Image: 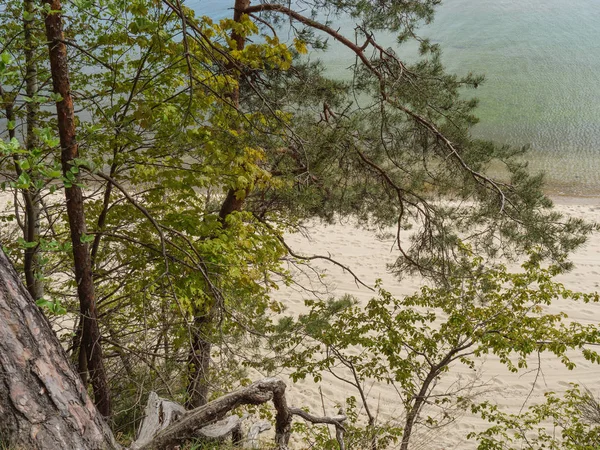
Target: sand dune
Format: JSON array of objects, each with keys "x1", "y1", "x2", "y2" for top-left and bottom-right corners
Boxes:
[{"x1": 273, "y1": 197, "x2": 600, "y2": 449}]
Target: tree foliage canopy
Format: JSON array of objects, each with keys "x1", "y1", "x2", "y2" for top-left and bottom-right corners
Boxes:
[{"x1": 0, "y1": 0, "x2": 599, "y2": 448}]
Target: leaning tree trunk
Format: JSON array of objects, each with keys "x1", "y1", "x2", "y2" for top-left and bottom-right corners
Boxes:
[
  {"x1": 0, "y1": 249, "x2": 119, "y2": 449},
  {"x1": 43, "y1": 0, "x2": 111, "y2": 416}
]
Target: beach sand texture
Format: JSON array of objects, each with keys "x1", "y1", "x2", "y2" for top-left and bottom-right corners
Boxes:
[{"x1": 270, "y1": 197, "x2": 600, "y2": 449}]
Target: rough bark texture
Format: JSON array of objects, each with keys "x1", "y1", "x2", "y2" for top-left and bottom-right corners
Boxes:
[
  {"x1": 43, "y1": 0, "x2": 111, "y2": 417},
  {"x1": 0, "y1": 248, "x2": 119, "y2": 450}
]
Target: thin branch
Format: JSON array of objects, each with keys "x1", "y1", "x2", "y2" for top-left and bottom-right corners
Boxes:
[{"x1": 57, "y1": 38, "x2": 115, "y2": 71}]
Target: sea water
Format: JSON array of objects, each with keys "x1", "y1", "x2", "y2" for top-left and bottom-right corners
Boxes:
[{"x1": 195, "y1": 0, "x2": 600, "y2": 195}]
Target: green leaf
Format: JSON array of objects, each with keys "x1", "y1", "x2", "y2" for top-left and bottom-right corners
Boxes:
[
  {"x1": 19, "y1": 159, "x2": 30, "y2": 171},
  {"x1": 49, "y1": 92, "x2": 63, "y2": 102},
  {"x1": 80, "y1": 234, "x2": 94, "y2": 244},
  {"x1": 36, "y1": 298, "x2": 67, "y2": 315},
  {"x1": 35, "y1": 299, "x2": 53, "y2": 308},
  {"x1": 23, "y1": 10, "x2": 35, "y2": 22},
  {"x1": 15, "y1": 172, "x2": 31, "y2": 189}
]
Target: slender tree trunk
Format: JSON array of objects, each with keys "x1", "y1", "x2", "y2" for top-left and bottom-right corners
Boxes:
[
  {"x1": 0, "y1": 85, "x2": 42, "y2": 301},
  {"x1": 185, "y1": 0, "x2": 251, "y2": 410},
  {"x1": 0, "y1": 248, "x2": 119, "y2": 450},
  {"x1": 185, "y1": 315, "x2": 213, "y2": 409},
  {"x1": 73, "y1": 318, "x2": 89, "y2": 386},
  {"x1": 22, "y1": 191, "x2": 42, "y2": 300},
  {"x1": 23, "y1": 0, "x2": 44, "y2": 301},
  {"x1": 400, "y1": 370, "x2": 439, "y2": 450},
  {"x1": 218, "y1": 0, "x2": 250, "y2": 222},
  {"x1": 42, "y1": 0, "x2": 111, "y2": 417}
]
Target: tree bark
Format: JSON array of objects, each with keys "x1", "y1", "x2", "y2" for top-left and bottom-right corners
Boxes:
[
  {"x1": 0, "y1": 82, "x2": 42, "y2": 302},
  {"x1": 23, "y1": 0, "x2": 44, "y2": 302},
  {"x1": 0, "y1": 248, "x2": 119, "y2": 450},
  {"x1": 185, "y1": 315, "x2": 213, "y2": 409},
  {"x1": 43, "y1": 0, "x2": 111, "y2": 417},
  {"x1": 217, "y1": 0, "x2": 251, "y2": 222}
]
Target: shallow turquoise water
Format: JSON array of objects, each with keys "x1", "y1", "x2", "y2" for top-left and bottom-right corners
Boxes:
[{"x1": 196, "y1": 1, "x2": 600, "y2": 195}]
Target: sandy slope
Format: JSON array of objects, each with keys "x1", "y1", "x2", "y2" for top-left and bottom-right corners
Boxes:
[
  {"x1": 271, "y1": 197, "x2": 600, "y2": 449},
  {"x1": 2, "y1": 191, "x2": 600, "y2": 448}
]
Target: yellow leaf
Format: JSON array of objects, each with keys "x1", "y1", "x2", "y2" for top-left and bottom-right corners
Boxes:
[{"x1": 294, "y1": 38, "x2": 308, "y2": 55}]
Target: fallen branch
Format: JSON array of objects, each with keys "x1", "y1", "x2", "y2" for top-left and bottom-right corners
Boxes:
[
  {"x1": 131, "y1": 378, "x2": 346, "y2": 450},
  {"x1": 289, "y1": 407, "x2": 347, "y2": 450}
]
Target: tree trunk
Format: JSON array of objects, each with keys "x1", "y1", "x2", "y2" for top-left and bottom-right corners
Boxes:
[
  {"x1": 185, "y1": 315, "x2": 213, "y2": 409},
  {"x1": 185, "y1": 0, "x2": 251, "y2": 410},
  {"x1": 23, "y1": 0, "x2": 44, "y2": 301},
  {"x1": 400, "y1": 369, "x2": 440, "y2": 450},
  {"x1": 0, "y1": 248, "x2": 119, "y2": 450},
  {"x1": 217, "y1": 0, "x2": 251, "y2": 222},
  {"x1": 0, "y1": 84, "x2": 42, "y2": 302},
  {"x1": 43, "y1": 0, "x2": 111, "y2": 417}
]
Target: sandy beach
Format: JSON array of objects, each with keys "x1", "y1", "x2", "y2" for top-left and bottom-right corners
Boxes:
[{"x1": 270, "y1": 196, "x2": 600, "y2": 449}]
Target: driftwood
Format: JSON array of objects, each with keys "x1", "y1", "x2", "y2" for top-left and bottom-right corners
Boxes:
[
  {"x1": 198, "y1": 414, "x2": 242, "y2": 439},
  {"x1": 0, "y1": 247, "x2": 346, "y2": 450},
  {"x1": 131, "y1": 380, "x2": 347, "y2": 450},
  {"x1": 130, "y1": 392, "x2": 185, "y2": 449},
  {"x1": 245, "y1": 420, "x2": 272, "y2": 449},
  {"x1": 134, "y1": 378, "x2": 291, "y2": 449},
  {"x1": 130, "y1": 395, "x2": 282, "y2": 449},
  {"x1": 131, "y1": 391, "x2": 244, "y2": 449}
]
